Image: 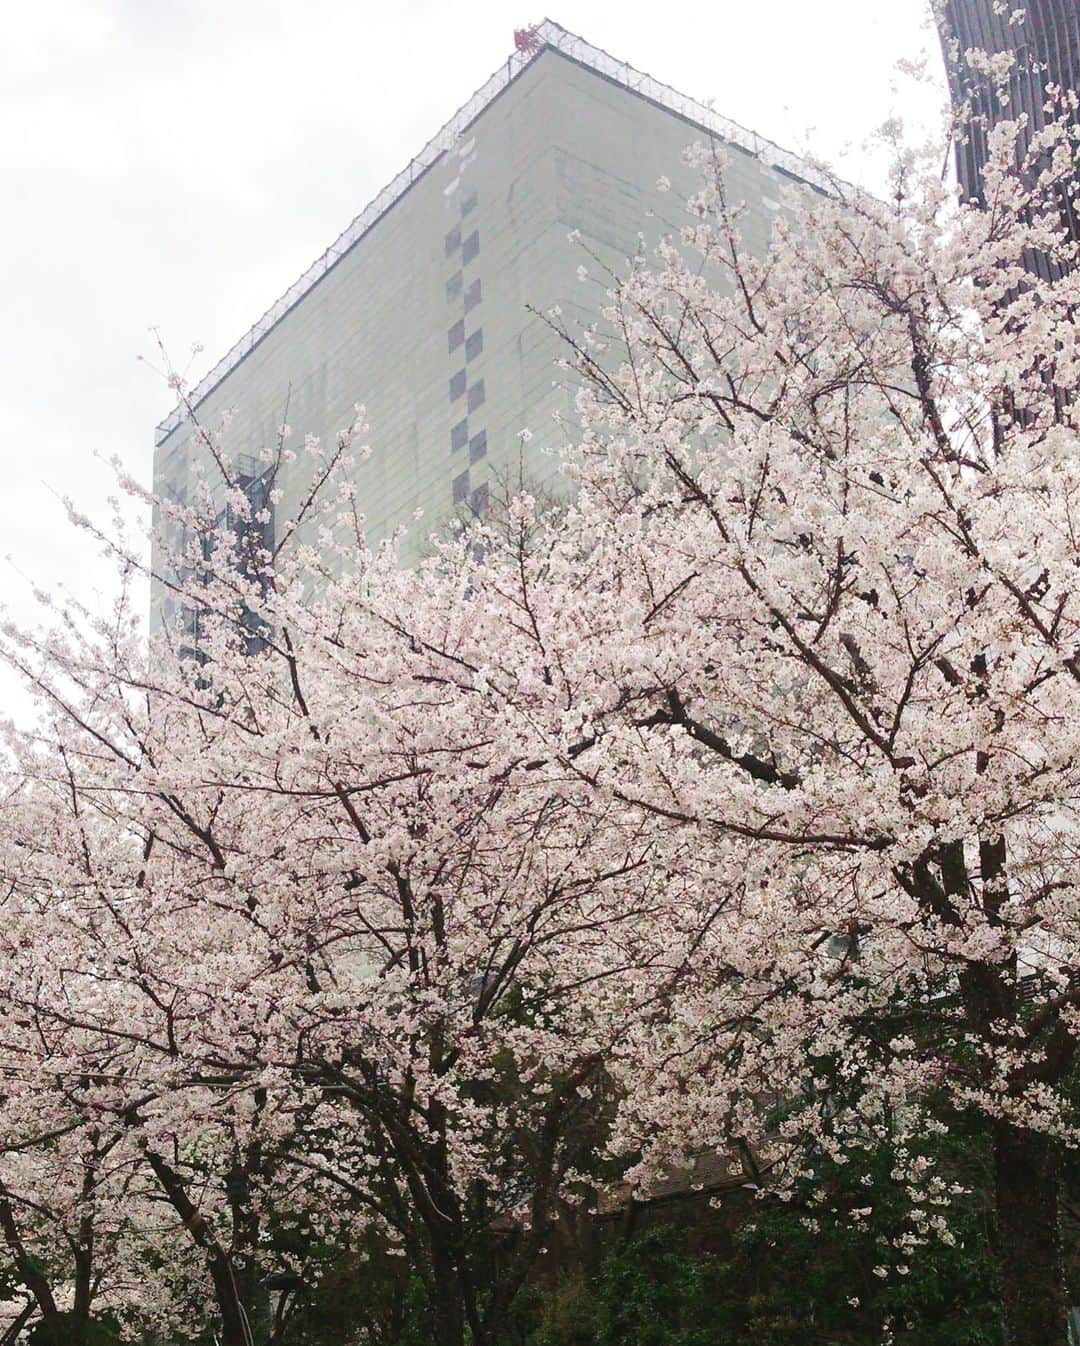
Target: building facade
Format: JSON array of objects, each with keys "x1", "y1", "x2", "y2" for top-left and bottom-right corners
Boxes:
[
  {"x1": 937, "y1": 0, "x2": 1080, "y2": 278},
  {"x1": 152, "y1": 22, "x2": 822, "y2": 628}
]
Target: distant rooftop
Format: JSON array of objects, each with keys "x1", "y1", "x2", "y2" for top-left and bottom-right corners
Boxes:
[{"x1": 156, "y1": 18, "x2": 828, "y2": 446}]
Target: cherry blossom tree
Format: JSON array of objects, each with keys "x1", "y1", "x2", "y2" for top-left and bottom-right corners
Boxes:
[
  {"x1": 464, "y1": 105, "x2": 1079, "y2": 1344},
  {"x1": 0, "y1": 434, "x2": 659, "y2": 1344},
  {"x1": 1, "y1": 48, "x2": 1077, "y2": 1346}
]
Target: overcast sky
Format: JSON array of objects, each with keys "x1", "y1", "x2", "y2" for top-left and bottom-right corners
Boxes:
[{"x1": 0, "y1": 0, "x2": 946, "y2": 719}]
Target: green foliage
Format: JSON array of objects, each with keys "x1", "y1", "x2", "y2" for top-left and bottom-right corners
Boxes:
[
  {"x1": 27, "y1": 1311, "x2": 124, "y2": 1345},
  {"x1": 525, "y1": 1119, "x2": 1004, "y2": 1346},
  {"x1": 223, "y1": 1116, "x2": 1008, "y2": 1346},
  {"x1": 593, "y1": 1227, "x2": 721, "y2": 1346},
  {"x1": 271, "y1": 1244, "x2": 429, "y2": 1346},
  {"x1": 528, "y1": 1276, "x2": 598, "y2": 1346},
  {"x1": 714, "y1": 1182, "x2": 1002, "y2": 1346}
]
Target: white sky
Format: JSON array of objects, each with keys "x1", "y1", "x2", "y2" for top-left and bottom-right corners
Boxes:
[{"x1": 0, "y1": 0, "x2": 947, "y2": 720}]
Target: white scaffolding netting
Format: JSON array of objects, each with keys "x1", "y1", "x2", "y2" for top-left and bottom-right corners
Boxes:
[{"x1": 155, "y1": 18, "x2": 828, "y2": 445}]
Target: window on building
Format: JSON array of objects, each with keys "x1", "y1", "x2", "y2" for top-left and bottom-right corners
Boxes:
[
  {"x1": 467, "y1": 379, "x2": 485, "y2": 413},
  {"x1": 446, "y1": 271, "x2": 463, "y2": 302},
  {"x1": 444, "y1": 225, "x2": 461, "y2": 255},
  {"x1": 465, "y1": 328, "x2": 483, "y2": 361},
  {"x1": 462, "y1": 230, "x2": 479, "y2": 264},
  {"x1": 449, "y1": 368, "x2": 467, "y2": 401},
  {"x1": 469, "y1": 429, "x2": 487, "y2": 463},
  {"x1": 451, "y1": 418, "x2": 468, "y2": 452},
  {"x1": 464, "y1": 278, "x2": 482, "y2": 312},
  {"x1": 471, "y1": 482, "x2": 489, "y2": 516},
  {"x1": 461, "y1": 189, "x2": 478, "y2": 217},
  {"x1": 447, "y1": 318, "x2": 464, "y2": 353},
  {"x1": 453, "y1": 469, "x2": 470, "y2": 504}
]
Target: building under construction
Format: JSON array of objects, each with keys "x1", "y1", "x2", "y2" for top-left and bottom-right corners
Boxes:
[{"x1": 152, "y1": 21, "x2": 824, "y2": 628}]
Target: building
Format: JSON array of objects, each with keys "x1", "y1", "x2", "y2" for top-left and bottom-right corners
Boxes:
[
  {"x1": 937, "y1": 0, "x2": 1080, "y2": 280},
  {"x1": 152, "y1": 20, "x2": 824, "y2": 629}
]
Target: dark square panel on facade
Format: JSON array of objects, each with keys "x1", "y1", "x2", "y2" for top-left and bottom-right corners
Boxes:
[
  {"x1": 449, "y1": 369, "x2": 467, "y2": 401},
  {"x1": 467, "y1": 379, "x2": 485, "y2": 413},
  {"x1": 462, "y1": 230, "x2": 479, "y2": 264},
  {"x1": 469, "y1": 429, "x2": 487, "y2": 463},
  {"x1": 461, "y1": 189, "x2": 478, "y2": 217},
  {"x1": 451, "y1": 418, "x2": 468, "y2": 453},
  {"x1": 453, "y1": 470, "x2": 470, "y2": 505},
  {"x1": 444, "y1": 225, "x2": 461, "y2": 256},
  {"x1": 464, "y1": 278, "x2": 482, "y2": 312},
  {"x1": 471, "y1": 482, "x2": 489, "y2": 516},
  {"x1": 447, "y1": 318, "x2": 464, "y2": 354},
  {"x1": 446, "y1": 271, "x2": 463, "y2": 302},
  {"x1": 465, "y1": 328, "x2": 483, "y2": 362}
]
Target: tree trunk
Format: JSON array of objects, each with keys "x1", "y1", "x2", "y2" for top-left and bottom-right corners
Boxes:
[
  {"x1": 207, "y1": 1253, "x2": 253, "y2": 1346},
  {"x1": 144, "y1": 1148, "x2": 252, "y2": 1346},
  {"x1": 428, "y1": 1241, "x2": 466, "y2": 1346},
  {"x1": 991, "y1": 1117, "x2": 1068, "y2": 1345},
  {"x1": 0, "y1": 1193, "x2": 60, "y2": 1336},
  {"x1": 430, "y1": 1290, "x2": 465, "y2": 1346}
]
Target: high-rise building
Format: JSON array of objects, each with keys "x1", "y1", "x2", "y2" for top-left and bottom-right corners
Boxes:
[
  {"x1": 937, "y1": 1, "x2": 1080, "y2": 279},
  {"x1": 152, "y1": 21, "x2": 823, "y2": 628}
]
